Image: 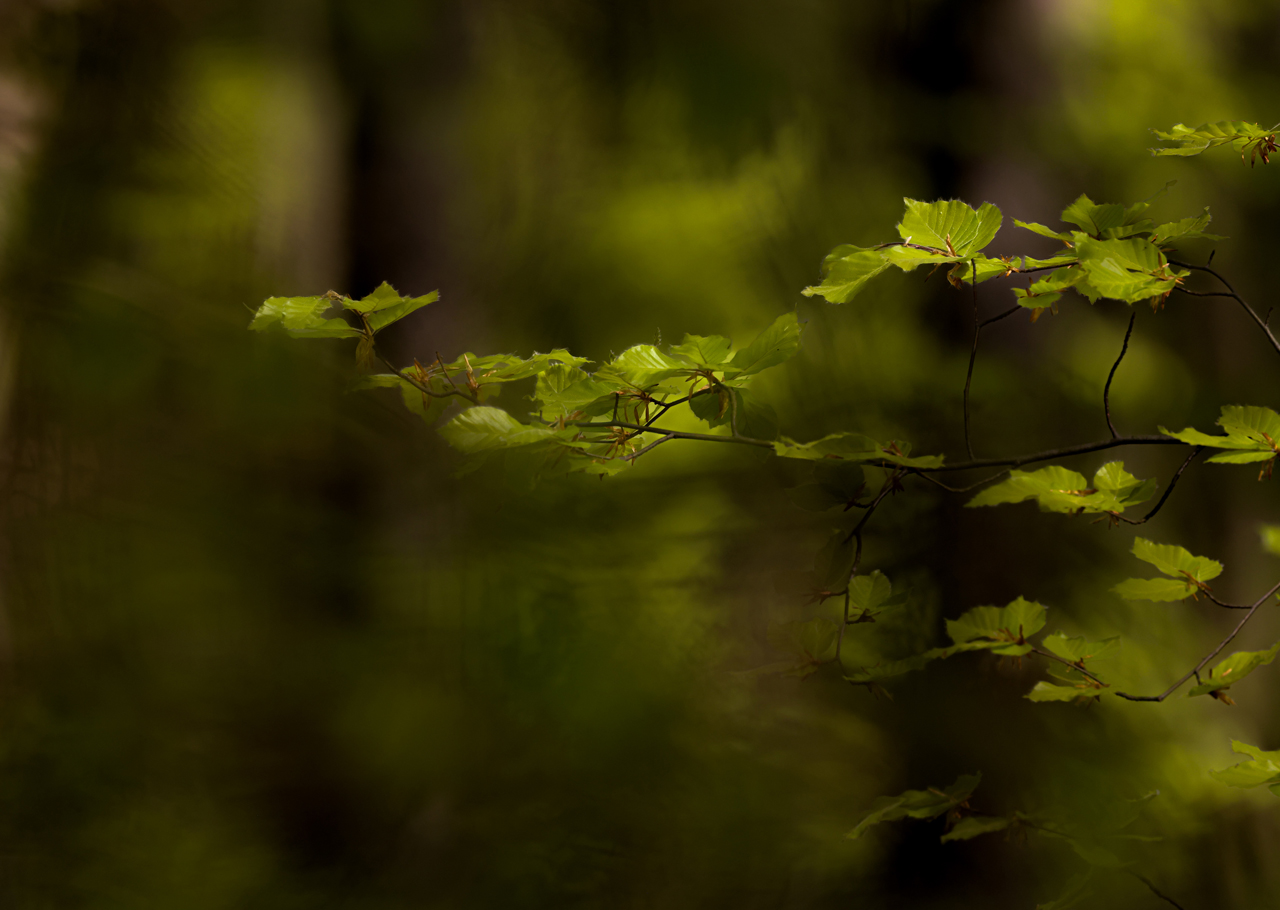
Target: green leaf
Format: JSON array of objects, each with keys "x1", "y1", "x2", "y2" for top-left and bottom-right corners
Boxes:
[
  {"x1": 946, "y1": 597, "x2": 1047, "y2": 656},
  {"x1": 1061, "y1": 194, "x2": 1128, "y2": 237},
  {"x1": 1162, "y1": 406, "x2": 1280, "y2": 470},
  {"x1": 1130, "y1": 537, "x2": 1223, "y2": 583},
  {"x1": 785, "y1": 462, "x2": 866, "y2": 512},
  {"x1": 802, "y1": 244, "x2": 891, "y2": 303},
  {"x1": 1072, "y1": 236, "x2": 1180, "y2": 304},
  {"x1": 725, "y1": 313, "x2": 802, "y2": 376},
  {"x1": 1013, "y1": 267, "x2": 1081, "y2": 310},
  {"x1": 845, "y1": 773, "x2": 981, "y2": 839},
  {"x1": 1041, "y1": 633, "x2": 1120, "y2": 664},
  {"x1": 1151, "y1": 209, "x2": 1223, "y2": 246},
  {"x1": 598, "y1": 344, "x2": 691, "y2": 390},
  {"x1": 438, "y1": 407, "x2": 555, "y2": 453},
  {"x1": 849, "y1": 570, "x2": 894, "y2": 620},
  {"x1": 1015, "y1": 219, "x2": 1072, "y2": 242},
  {"x1": 966, "y1": 463, "x2": 1153, "y2": 515},
  {"x1": 946, "y1": 255, "x2": 1020, "y2": 285},
  {"x1": 1026, "y1": 681, "x2": 1103, "y2": 702},
  {"x1": 767, "y1": 618, "x2": 838, "y2": 678},
  {"x1": 250, "y1": 295, "x2": 365, "y2": 339},
  {"x1": 670, "y1": 334, "x2": 733, "y2": 368},
  {"x1": 342, "y1": 282, "x2": 440, "y2": 332},
  {"x1": 1151, "y1": 120, "x2": 1277, "y2": 159},
  {"x1": 1188, "y1": 641, "x2": 1280, "y2": 698},
  {"x1": 1036, "y1": 871, "x2": 1094, "y2": 910},
  {"x1": 896, "y1": 199, "x2": 1002, "y2": 256},
  {"x1": 773, "y1": 433, "x2": 944, "y2": 468},
  {"x1": 689, "y1": 387, "x2": 778, "y2": 439},
  {"x1": 1209, "y1": 740, "x2": 1280, "y2": 791},
  {"x1": 940, "y1": 815, "x2": 1011, "y2": 843},
  {"x1": 814, "y1": 529, "x2": 857, "y2": 592},
  {"x1": 534, "y1": 364, "x2": 627, "y2": 418}
]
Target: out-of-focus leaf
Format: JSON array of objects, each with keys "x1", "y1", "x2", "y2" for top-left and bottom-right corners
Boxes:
[
  {"x1": 940, "y1": 815, "x2": 1011, "y2": 843},
  {"x1": 1041, "y1": 633, "x2": 1120, "y2": 664},
  {"x1": 802, "y1": 244, "x2": 890, "y2": 303},
  {"x1": 845, "y1": 773, "x2": 981, "y2": 839},
  {"x1": 1209, "y1": 741, "x2": 1280, "y2": 794},
  {"x1": 946, "y1": 597, "x2": 1046, "y2": 656},
  {"x1": 849, "y1": 570, "x2": 895, "y2": 620},
  {"x1": 814, "y1": 529, "x2": 856, "y2": 592},
  {"x1": 689, "y1": 387, "x2": 778, "y2": 439},
  {"x1": 1262, "y1": 524, "x2": 1280, "y2": 556},
  {"x1": 1026, "y1": 681, "x2": 1103, "y2": 702},
  {"x1": 1112, "y1": 577, "x2": 1197, "y2": 602},
  {"x1": 767, "y1": 618, "x2": 838, "y2": 678},
  {"x1": 1036, "y1": 871, "x2": 1094, "y2": 910},
  {"x1": 1187, "y1": 641, "x2": 1280, "y2": 698},
  {"x1": 896, "y1": 199, "x2": 1001, "y2": 256}
]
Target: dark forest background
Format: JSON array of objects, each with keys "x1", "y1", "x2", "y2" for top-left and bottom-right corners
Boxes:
[{"x1": 2, "y1": 1, "x2": 1280, "y2": 907}]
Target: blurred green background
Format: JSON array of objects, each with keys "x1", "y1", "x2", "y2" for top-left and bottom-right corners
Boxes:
[{"x1": 2, "y1": 0, "x2": 1280, "y2": 906}]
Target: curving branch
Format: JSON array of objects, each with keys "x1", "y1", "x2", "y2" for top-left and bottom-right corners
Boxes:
[
  {"x1": 1114, "y1": 578, "x2": 1280, "y2": 702},
  {"x1": 1104, "y1": 313, "x2": 1135, "y2": 438},
  {"x1": 1171, "y1": 260, "x2": 1280, "y2": 357}
]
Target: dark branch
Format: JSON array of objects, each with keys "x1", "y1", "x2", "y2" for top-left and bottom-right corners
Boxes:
[
  {"x1": 1115, "y1": 578, "x2": 1280, "y2": 702},
  {"x1": 1104, "y1": 313, "x2": 1135, "y2": 438},
  {"x1": 1171, "y1": 260, "x2": 1280, "y2": 357},
  {"x1": 1112, "y1": 446, "x2": 1203, "y2": 526},
  {"x1": 1128, "y1": 872, "x2": 1188, "y2": 910}
]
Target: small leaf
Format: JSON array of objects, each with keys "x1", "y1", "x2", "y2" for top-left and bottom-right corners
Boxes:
[
  {"x1": 1151, "y1": 120, "x2": 1277, "y2": 160},
  {"x1": 941, "y1": 816, "x2": 1011, "y2": 843},
  {"x1": 802, "y1": 245, "x2": 891, "y2": 304},
  {"x1": 846, "y1": 773, "x2": 982, "y2": 839},
  {"x1": 343, "y1": 282, "x2": 440, "y2": 332},
  {"x1": 1261, "y1": 524, "x2": 1280, "y2": 557},
  {"x1": 1112, "y1": 577, "x2": 1198, "y2": 602},
  {"x1": 670, "y1": 334, "x2": 733, "y2": 368},
  {"x1": 1041, "y1": 632, "x2": 1120, "y2": 664},
  {"x1": 1188, "y1": 641, "x2": 1280, "y2": 698},
  {"x1": 725, "y1": 312, "x2": 803, "y2": 376},
  {"x1": 1209, "y1": 740, "x2": 1280, "y2": 791},
  {"x1": 1130, "y1": 537, "x2": 1222, "y2": 583},
  {"x1": 1026, "y1": 681, "x2": 1102, "y2": 703},
  {"x1": 849, "y1": 570, "x2": 894, "y2": 619},
  {"x1": 250, "y1": 296, "x2": 364, "y2": 339},
  {"x1": 947, "y1": 597, "x2": 1047, "y2": 655}
]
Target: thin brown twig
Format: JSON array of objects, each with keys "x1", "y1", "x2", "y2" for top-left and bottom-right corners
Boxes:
[
  {"x1": 1111, "y1": 446, "x2": 1202, "y2": 526},
  {"x1": 1170, "y1": 260, "x2": 1280, "y2": 357},
  {"x1": 1114, "y1": 578, "x2": 1280, "y2": 702},
  {"x1": 1104, "y1": 313, "x2": 1135, "y2": 438}
]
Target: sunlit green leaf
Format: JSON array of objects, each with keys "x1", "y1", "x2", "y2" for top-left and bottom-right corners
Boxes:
[
  {"x1": 1112, "y1": 577, "x2": 1197, "y2": 602},
  {"x1": 250, "y1": 295, "x2": 365, "y2": 339},
  {"x1": 773, "y1": 433, "x2": 944, "y2": 468},
  {"x1": 897, "y1": 199, "x2": 1001, "y2": 256},
  {"x1": 1151, "y1": 120, "x2": 1277, "y2": 159},
  {"x1": 438, "y1": 407, "x2": 555, "y2": 453},
  {"x1": 1026, "y1": 681, "x2": 1103, "y2": 703},
  {"x1": 670, "y1": 333, "x2": 733, "y2": 368},
  {"x1": 1188, "y1": 641, "x2": 1280, "y2": 698},
  {"x1": 946, "y1": 597, "x2": 1046, "y2": 656},
  {"x1": 1151, "y1": 209, "x2": 1222, "y2": 246},
  {"x1": 801, "y1": 244, "x2": 891, "y2": 303},
  {"x1": 1131, "y1": 537, "x2": 1223, "y2": 582},
  {"x1": 342, "y1": 282, "x2": 440, "y2": 332},
  {"x1": 725, "y1": 313, "x2": 802, "y2": 376},
  {"x1": 966, "y1": 463, "x2": 1153, "y2": 515},
  {"x1": 1041, "y1": 633, "x2": 1120, "y2": 664},
  {"x1": 1162, "y1": 405, "x2": 1280, "y2": 468},
  {"x1": 1262, "y1": 524, "x2": 1280, "y2": 556}
]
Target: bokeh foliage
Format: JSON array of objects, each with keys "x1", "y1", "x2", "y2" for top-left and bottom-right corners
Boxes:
[{"x1": 3, "y1": 1, "x2": 1280, "y2": 907}]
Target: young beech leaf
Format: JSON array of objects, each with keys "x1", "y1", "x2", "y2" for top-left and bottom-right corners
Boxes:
[
  {"x1": 946, "y1": 597, "x2": 1047, "y2": 656},
  {"x1": 1113, "y1": 537, "x2": 1222, "y2": 602},
  {"x1": 1013, "y1": 267, "x2": 1081, "y2": 310},
  {"x1": 1187, "y1": 641, "x2": 1280, "y2": 699},
  {"x1": 773, "y1": 433, "x2": 944, "y2": 468},
  {"x1": 1025, "y1": 681, "x2": 1104, "y2": 703},
  {"x1": 1041, "y1": 632, "x2": 1120, "y2": 664},
  {"x1": 1061, "y1": 194, "x2": 1128, "y2": 237},
  {"x1": 842, "y1": 642, "x2": 992, "y2": 684},
  {"x1": 1014, "y1": 219, "x2": 1072, "y2": 242},
  {"x1": 1162, "y1": 405, "x2": 1280, "y2": 472},
  {"x1": 250, "y1": 296, "x2": 365, "y2": 339},
  {"x1": 966, "y1": 462, "x2": 1154, "y2": 515},
  {"x1": 669, "y1": 333, "x2": 732, "y2": 368},
  {"x1": 845, "y1": 773, "x2": 981, "y2": 839},
  {"x1": 724, "y1": 312, "x2": 802, "y2": 376},
  {"x1": 945, "y1": 255, "x2": 1020, "y2": 286},
  {"x1": 1151, "y1": 120, "x2": 1278, "y2": 160},
  {"x1": 1209, "y1": 741, "x2": 1280, "y2": 795},
  {"x1": 438, "y1": 407, "x2": 555, "y2": 453},
  {"x1": 939, "y1": 815, "x2": 1011, "y2": 843},
  {"x1": 1151, "y1": 209, "x2": 1222, "y2": 246},
  {"x1": 342, "y1": 281, "x2": 439, "y2": 332},
  {"x1": 689, "y1": 388, "x2": 778, "y2": 440},
  {"x1": 896, "y1": 199, "x2": 1002, "y2": 257},
  {"x1": 801, "y1": 244, "x2": 891, "y2": 304},
  {"x1": 848, "y1": 570, "x2": 895, "y2": 619},
  {"x1": 1037, "y1": 870, "x2": 1094, "y2": 910},
  {"x1": 1262, "y1": 524, "x2": 1280, "y2": 557}
]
